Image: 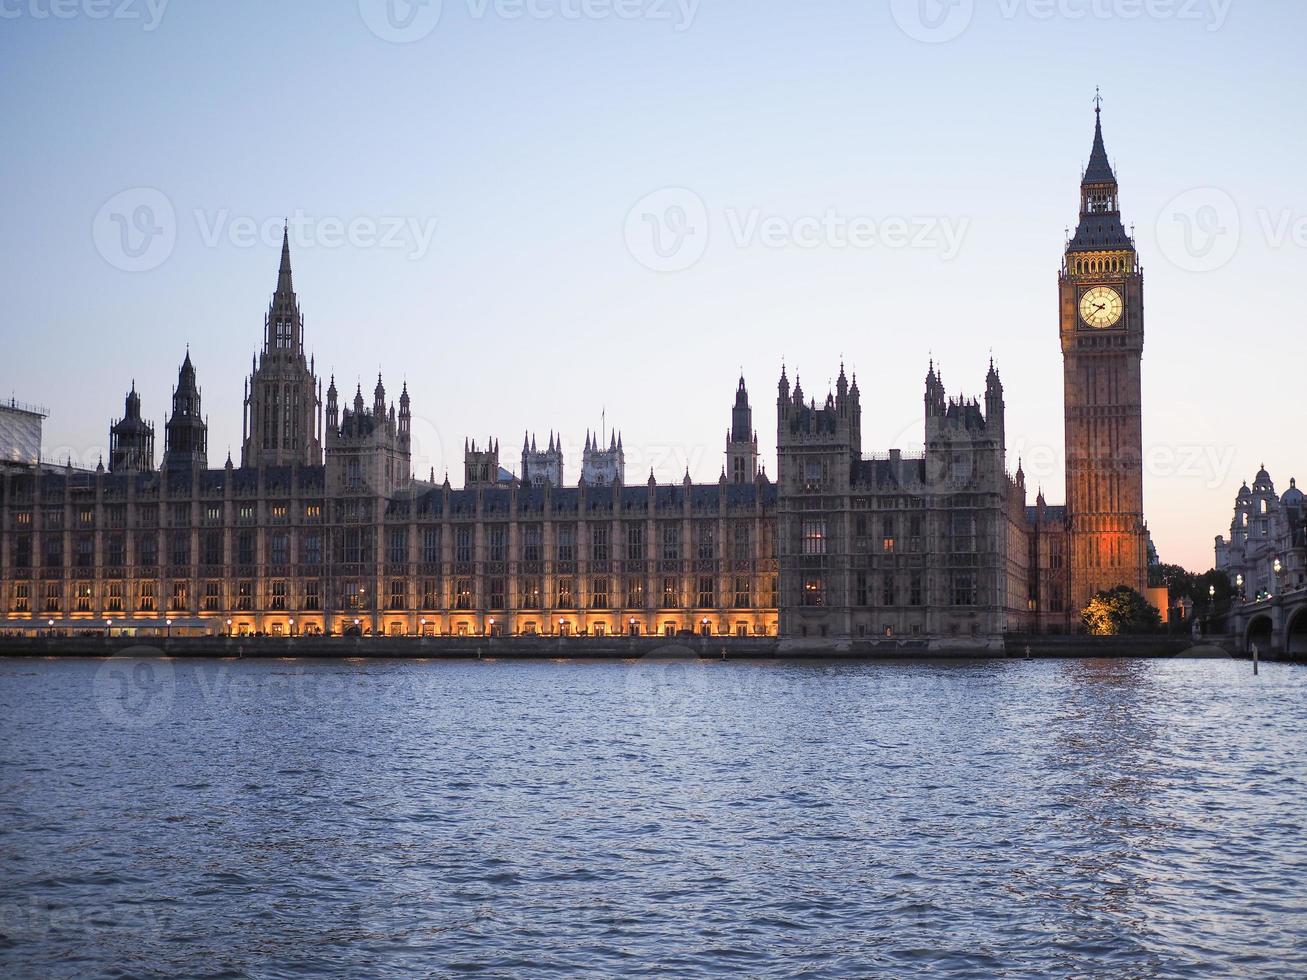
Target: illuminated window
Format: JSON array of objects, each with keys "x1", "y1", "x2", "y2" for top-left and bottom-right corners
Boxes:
[
  {"x1": 455, "y1": 579, "x2": 474, "y2": 610},
  {"x1": 521, "y1": 579, "x2": 541, "y2": 609},
  {"x1": 802, "y1": 520, "x2": 826, "y2": 556},
  {"x1": 802, "y1": 577, "x2": 825, "y2": 607},
  {"x1": 662, "y1": 577, "x2": 679, "y2": 608},
  {"x1": 734, "y1": 577, "x2": 750, "y2": 608},
  {"x1": 698, "y1": 576, "x2": 715, "y2": 608}
]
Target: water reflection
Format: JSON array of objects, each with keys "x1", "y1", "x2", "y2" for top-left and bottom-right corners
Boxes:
[{"x1": 0, "y1": 657, "x2": 1304, "y2": 977}]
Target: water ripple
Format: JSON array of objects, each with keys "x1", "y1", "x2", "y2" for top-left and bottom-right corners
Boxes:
[{"x1": 1, "y1": 657, "x2": 1306, "y2": 977}]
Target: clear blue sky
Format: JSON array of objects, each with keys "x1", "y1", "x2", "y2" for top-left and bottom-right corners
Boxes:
[{"x1": 2, "y1": 0, "x2": 1303, "y2": 571}]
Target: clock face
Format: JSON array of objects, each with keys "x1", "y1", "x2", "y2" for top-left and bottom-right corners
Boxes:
[{"x1": 1080, "y1": 286, "x2": 1123, "y2": 329}]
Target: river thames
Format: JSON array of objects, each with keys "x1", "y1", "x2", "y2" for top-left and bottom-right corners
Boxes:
[{"x1": 2, "y1": 654, "x2": 1305, "y2": 978}]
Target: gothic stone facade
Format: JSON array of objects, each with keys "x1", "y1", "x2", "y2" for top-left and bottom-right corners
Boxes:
[{"x1": 0, "y1": 107, "x2": 1152, "y2": 639}]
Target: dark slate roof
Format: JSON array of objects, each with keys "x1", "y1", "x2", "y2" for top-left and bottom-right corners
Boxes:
[
  {"x1": 1067, "y1": 211, "x2": 1132, "y2": 253},
  {"x1": 1083, "y1": 111, "x2": 1116, "y2": 184},
  {"x1": 1025, "y1": 504, "x2": 1068, "y2": 525}
]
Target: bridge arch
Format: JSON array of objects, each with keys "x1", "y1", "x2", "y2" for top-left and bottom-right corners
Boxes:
[
  {"x1": 1246, "y1": 615, "x2": 1274, "y2": 655},
  {"x1": 1287, "y1": 608, "x2": 1307, "y2": 658}
]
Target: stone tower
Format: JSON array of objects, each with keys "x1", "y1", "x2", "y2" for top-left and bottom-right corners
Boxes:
[
  {"x1": 774, "y1": 364, "x2": 861, "y2": 635},
  {"x1": 162, "y1": 351, "x2": 208, "y2": 472},
  {"x1": 581, "y1": 429, "x2": 624, "y2": 486},
  {"x1": 109, "y1": 382, "x2": 155, "y2": 474},
  {"x1": 324, "y1": 375, "x2": 411, "y2": 496},
  {"x1": 521, "y1": 432, "x2": 564, "y2": 487},
  {"x1": 1060, "y1": 99, "x2": 1148, "y2": 613},
  {"x1": 242, "y1": 224, "x2": 323, "y2": 469},
  {"x1": 726, "y1": 375, "x2": 759, "y2": 484},
  {"x1": 464, "y1": 437, "x2": 502, "y2": 488}
]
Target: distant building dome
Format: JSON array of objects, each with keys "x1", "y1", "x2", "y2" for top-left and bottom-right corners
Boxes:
[
  {"x1": 1283, "y1": 477, "x2": 1303, "y2": 509},
  {"x1": 1253, "y1": 465, "x2": 1273, "y2": 491}
]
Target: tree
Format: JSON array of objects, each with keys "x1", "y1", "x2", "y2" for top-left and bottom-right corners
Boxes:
[
  {"x1": 1147, "y1": 563, "x2": 1234, "y2": 620},
  {"x1": 1082, "y1": 586, "x2": 1163, "y2": 636},
  {"x1": 1150, "y1": 562, "x2": 1194, "y2": 597}
]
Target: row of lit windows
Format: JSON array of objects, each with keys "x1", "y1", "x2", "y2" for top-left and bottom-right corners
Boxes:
[{"x1": 7, "y1": 576, "x2": 777, "y2": 615}]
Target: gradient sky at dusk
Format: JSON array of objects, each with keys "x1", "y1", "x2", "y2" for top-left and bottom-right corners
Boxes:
[{"x1": 2, "y1": 0, "x2": 1303, "y2": 571}]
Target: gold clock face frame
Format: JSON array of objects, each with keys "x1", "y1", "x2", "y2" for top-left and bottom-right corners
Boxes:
[{"x1": 1079, "y1": 285, "x2": 1123, "y2": 329}]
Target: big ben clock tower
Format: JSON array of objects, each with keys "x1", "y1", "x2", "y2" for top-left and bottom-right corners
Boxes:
[{"x1": 1060, "y1": 98, "x2": 1148, "y2": 615}]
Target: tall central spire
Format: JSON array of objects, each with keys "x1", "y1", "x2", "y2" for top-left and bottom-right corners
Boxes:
[
  {"x1": 276, "y1": 220, "x2": 294, "y2": 298},
  {"x1": 1067, "y1": 95, "x2": 1131, "y2": 252},
  {"x1": 1083, "y1": 96, "x2": 1116, "y2": 186}
]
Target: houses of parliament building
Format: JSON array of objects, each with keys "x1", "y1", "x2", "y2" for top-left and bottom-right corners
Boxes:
[{"x1": 0, "y1": 107, "x2": 1150, "y2": 642}]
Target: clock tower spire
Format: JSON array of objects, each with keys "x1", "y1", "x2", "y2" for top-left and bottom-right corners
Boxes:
[{"x1": 1060, "y1": 97, "x2": 1148, "y2": 617}]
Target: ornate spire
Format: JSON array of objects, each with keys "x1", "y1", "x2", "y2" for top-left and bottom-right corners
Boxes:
[
  {"x1": 1083, "y1": 93, "x2": 1116, "y2": 186},
  {"x1": 276, "y1": 220, "x2": 294, "y2": 297}
]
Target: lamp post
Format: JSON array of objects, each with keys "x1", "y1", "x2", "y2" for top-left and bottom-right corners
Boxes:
[
  {"x1": 226, "y1": 618, "x2": 233, "y2": 637},
  {"x1": 166, "y1": 618, "x2": 173, "y2": 640},
  {"x1": 288, "y1": 617, "x2": 295, "y2": 638},
  {"x1": 420, "y1": 617, "x2": 426, "y2": 638},
  {"x1": 106, "y1": 619, "x2": 113, "y2": 638},
  {"x1": 488, "y1": 617, "x2": 496, "y2": 638}
]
